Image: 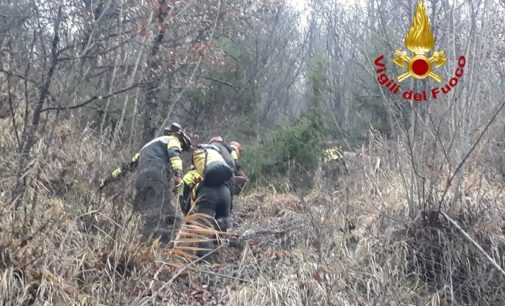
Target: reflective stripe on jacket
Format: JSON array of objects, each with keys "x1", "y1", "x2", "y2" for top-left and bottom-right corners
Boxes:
[{"x1": 110, "y1": 135, "x2": 183, "y2": 178}]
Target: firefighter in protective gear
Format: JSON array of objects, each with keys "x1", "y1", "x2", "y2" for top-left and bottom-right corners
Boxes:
[
  {"x1": 209, "y1": 136, "x2": 241, "y2": 210},
  {"x1": 229, "y1": 141, "x2": 248, "y2": 195},
  {"x1": 229, "y1": 141, "x2": 242, "y2": 175},
  {"x1": 100, "y1": 122, "x2": 192, "y2": 243},
  {"x1": 322, "y1": 146, "x2": 348, "y2": 182},
  {"x1": 323, "y1": 146, "x2": 344, "y2": 163},
  {"x1": 179, "y1": 144, "x2": 233, "y2": 257},
  {"x1": 190, "y1": 144, "x2": 233, "y2": 187},
  {"x1": 179, "y1": 145, "x2": 233, "y2": 220}
]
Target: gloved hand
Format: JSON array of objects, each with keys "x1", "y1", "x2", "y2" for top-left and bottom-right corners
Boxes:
[
  {"x1": 99, "y1": 176, "x2": 112, "y2": 191},
  {"x1": 172, "y1": 175, "x2": 183, "y2": 193},
  {"x1": 99, "y1": 179, "x2": 105, "y2": 190}
]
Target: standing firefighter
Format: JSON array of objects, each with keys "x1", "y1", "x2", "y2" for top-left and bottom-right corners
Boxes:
[{"x1": 100, "y1": 123, "x2": 192, "y2": 243}]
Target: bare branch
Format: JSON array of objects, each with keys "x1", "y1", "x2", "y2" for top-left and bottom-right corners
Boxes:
[{"x1": 40, "y1": 83, "x2": 142, "y2": 113}]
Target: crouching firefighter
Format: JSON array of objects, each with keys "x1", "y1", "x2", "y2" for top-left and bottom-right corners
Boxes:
[
  {"x1": 179, "y1": 144, "x2": 233, "y2": 256},
  {"x1": 100, "y1": 123, "x2": 192, "y2": 243},
  {"x1": 209, "y1": 136, "x2": 237, "y2": 209}
]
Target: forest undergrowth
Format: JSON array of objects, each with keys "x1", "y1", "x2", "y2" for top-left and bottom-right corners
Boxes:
[{"x1": 1, "y1": 119, "x2": 505, "y2": 306}]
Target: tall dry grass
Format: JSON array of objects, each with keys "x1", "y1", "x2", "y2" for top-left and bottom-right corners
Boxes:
[{"x1": 1, "y1": 118, "x2": 504, "y2": 305}]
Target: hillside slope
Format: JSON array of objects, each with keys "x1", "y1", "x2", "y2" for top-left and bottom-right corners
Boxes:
[{"x1": 1, "y1": 121, "x2": 505, "y2": 305}]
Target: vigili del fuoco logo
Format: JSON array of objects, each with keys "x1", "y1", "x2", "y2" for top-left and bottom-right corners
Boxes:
[{"x1": 374, "y1": 0, "x2": 466, "y2": 102}]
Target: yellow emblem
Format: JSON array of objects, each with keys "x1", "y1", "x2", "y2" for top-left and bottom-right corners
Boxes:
[{"x1": 393, "y1": 0, "x2": 446, "y2": 82}]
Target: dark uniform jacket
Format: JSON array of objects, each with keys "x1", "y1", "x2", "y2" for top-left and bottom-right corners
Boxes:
[{"x1": 110, "y1": 135, "x2": 183, "y2": 179}]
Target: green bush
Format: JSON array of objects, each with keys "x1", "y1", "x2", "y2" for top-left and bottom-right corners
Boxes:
[
  {"x1": 242, "y1": 105, "x2": 329, "y2": 191},
  {"x1": 81, "y1": 96, "x2": 137, "y2": 142}
]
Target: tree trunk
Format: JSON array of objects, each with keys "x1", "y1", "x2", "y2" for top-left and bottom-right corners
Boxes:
[
  {"x1": 14, "y1": 7, "x2": 62, "y2": 203},
  {"x1": 141, "y1": 0, "x2": 169, "y2": 144}
]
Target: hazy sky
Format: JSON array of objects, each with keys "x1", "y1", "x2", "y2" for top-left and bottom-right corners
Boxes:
[
  {"x1": 287, "y1": 0, "x2": 367, "y2": 15},
  {"x1": 288, "y1": 0, "x2": 309, "y2": 11}
]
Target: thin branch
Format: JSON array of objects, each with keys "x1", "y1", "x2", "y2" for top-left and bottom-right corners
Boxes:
[
  {"x1": 199, "y1": 75, "x2": 237, "y2": 90},
  {"x1": 40, "y1": 83, "x2": 141, "y2": 113},
  {"x1": 7, "y1": 75, "x2": 21, "y2": 152},
  {"x1": 159, "y1": 0, "x2": 223, "y2": 131},
  {"x1": 441, "y1": 211, "x2": 505, "y2": 277},
  {"x1": 0, "y1": 68, "x2": 40, "y2": 86},
  {"x1": 438, "y1": 99, "x2": 505, "y2": 210}
]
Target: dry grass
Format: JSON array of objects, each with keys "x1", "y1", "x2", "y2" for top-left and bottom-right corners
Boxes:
[{"x1": 1, "y1": 118, "x2": 505, "y2": 305}]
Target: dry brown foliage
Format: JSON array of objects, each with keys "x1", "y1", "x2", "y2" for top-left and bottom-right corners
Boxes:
[{"x1": 1, "y1": 119, "x2": 505, "y2": 305}]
